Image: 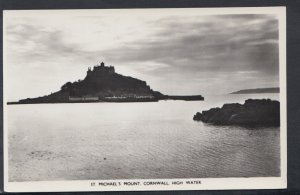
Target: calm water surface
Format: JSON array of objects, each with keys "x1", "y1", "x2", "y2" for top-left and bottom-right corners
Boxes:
[{"x1": 8, "y1": 94, "x2": 280, "y2": 181}]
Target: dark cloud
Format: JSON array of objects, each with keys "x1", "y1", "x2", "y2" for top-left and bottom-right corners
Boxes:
[{"x1": 102, "y1": 14, "x2": 279, "y2": 78}]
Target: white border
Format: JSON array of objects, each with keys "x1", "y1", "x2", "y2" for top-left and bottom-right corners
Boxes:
[{"x1": 3, "y1": 7, "x2": 287, "y2": 192}]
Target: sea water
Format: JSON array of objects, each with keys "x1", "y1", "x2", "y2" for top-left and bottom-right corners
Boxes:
[{"x1": 7, "y1": 94, "x2": 280, "y2": 181}]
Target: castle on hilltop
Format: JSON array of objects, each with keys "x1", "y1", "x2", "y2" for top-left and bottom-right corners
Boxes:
[{"x1": 87, "y1": 61, "x2": 115, "y2": 76}]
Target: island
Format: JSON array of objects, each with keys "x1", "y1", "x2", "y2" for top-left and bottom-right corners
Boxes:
[
  {"x1": 193, "y1": 99, "x2": 280, "y2": 127},
  {"x1": 230, "y1": 87, "x2": 279, "y2": 94},
  {"x1": 8, "y1": 61, "x2": 204, "y2": 104}
]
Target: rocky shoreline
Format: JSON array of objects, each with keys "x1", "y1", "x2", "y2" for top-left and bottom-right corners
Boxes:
[{"x1": 193, "y1": 99, "x2": 280, "y2": 127}]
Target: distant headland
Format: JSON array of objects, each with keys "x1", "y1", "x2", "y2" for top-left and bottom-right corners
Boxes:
[
  {"x1": 8, "y1": 61, "x2": 204, "y2": 104},
  {"x1": 230, "y1": 87, "x2": 279, "y2": 94}
]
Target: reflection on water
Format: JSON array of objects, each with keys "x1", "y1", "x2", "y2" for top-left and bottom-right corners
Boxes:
[{"x1": 8, "y1": 94, "x2": 280, "y2": 181}]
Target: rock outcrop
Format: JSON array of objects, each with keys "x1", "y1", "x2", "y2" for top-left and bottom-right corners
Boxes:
[{"x1": 193, "y1": 99, "x2": 280, "y2": 127}]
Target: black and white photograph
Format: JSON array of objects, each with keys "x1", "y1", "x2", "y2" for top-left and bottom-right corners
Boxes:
[{"x1": 3, "y1": 7, "x2": 286, "y2": 192}]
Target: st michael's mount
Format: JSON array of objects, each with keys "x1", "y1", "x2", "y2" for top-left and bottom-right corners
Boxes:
[{"x1": 8, "y1": 61, "x2": 204, "y2": 104}]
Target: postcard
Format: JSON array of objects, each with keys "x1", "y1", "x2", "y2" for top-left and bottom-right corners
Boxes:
[{"x1": 3, "y1": 7, "x2": 286, "y2": 192}]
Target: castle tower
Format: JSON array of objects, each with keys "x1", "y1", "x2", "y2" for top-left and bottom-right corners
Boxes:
[
  {"x1": 100, "y1": 62, "x2": 105, "y2": 67},
  {"x1": 87, "y1": 67, "x2": 91, "y2": 72}
]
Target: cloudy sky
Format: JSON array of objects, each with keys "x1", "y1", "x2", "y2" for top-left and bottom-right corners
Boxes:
[{"x1": 4, "y1": 9, "x2": 280, "y2": 101}]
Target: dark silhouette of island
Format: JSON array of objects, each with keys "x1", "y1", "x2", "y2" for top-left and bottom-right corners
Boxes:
[
  {"x1": 230, "y1": 87, "x2": 279, "y2": 94},
  {"x1": 8, "y1": 61, "x2": 204, "y2": 104},
  {"x1": 193, "y1": 99, "x2": 280, "y2": 127}
]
